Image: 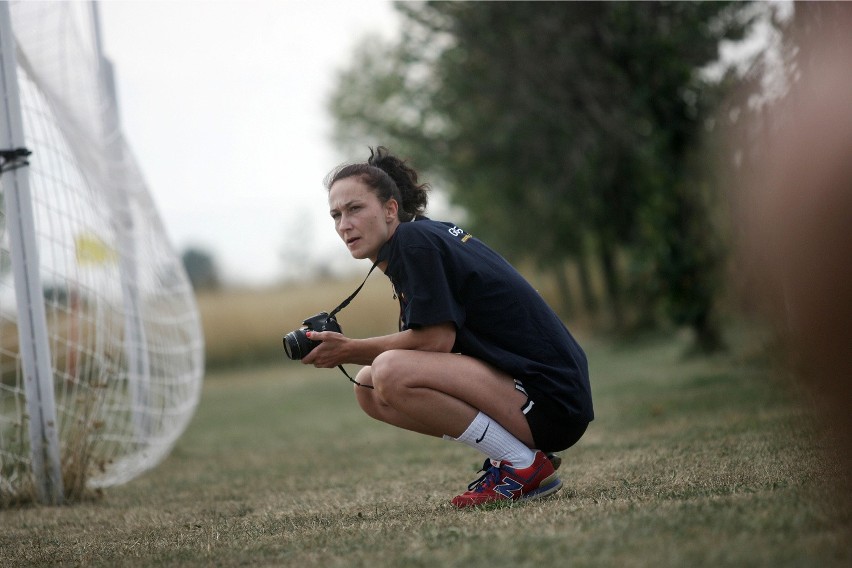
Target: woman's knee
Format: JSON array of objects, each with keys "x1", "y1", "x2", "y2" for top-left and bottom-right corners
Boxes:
[
  {"x1": 370, "y1": 350, "x2": 410, "y2": 400},
  {"x1": 354, "y1": 365, "x2": 401, "y2": 423},
  {"x1": 353, "y1": 366, "x2": 377, "y2": 410}
]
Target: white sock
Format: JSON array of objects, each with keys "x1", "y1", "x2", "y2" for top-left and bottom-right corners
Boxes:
[{"x1": 445, "y1": 411, "x2": 536, "y2": 468}]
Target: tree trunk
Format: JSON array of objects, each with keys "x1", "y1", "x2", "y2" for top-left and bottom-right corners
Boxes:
[
  {"x1": 551, "y1": 263, "x2": 574, "y2": 316},
  {"x1": 599, "y1": 241, "x2": 624, "y2": 330},
  {"x1": 691, "y1": 310, "x2": 725, "y2": 354},
  {"x1": 576, "y1": 253, "x2": 598, "y2": 315}
]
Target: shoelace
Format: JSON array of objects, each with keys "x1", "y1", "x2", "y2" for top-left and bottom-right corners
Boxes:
[{"x1": 467, "y1": 459, "x2": 502, "y2": 492}]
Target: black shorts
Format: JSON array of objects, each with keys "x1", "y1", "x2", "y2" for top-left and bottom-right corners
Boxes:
[{"x1": 515, "y1": 379, "x2": 589, "y2": 453}]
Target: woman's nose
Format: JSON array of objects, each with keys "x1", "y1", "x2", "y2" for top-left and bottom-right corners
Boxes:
[{"x1": 337, "y1": 214, "x2": 352, "y2": 231}]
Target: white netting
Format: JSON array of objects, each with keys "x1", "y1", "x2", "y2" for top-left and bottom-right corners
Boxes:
[{"x1": 1, "y1": 1, "x2": 204, "y2": 502}]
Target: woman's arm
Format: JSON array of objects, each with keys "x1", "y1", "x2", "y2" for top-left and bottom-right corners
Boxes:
[{"x1": 302, "y1": 322, "x2": 456, "y2": 368}]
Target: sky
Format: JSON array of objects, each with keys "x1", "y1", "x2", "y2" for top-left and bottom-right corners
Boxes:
[{"x1": 99, "y1": 0, "x2": 400, "y2": 286}]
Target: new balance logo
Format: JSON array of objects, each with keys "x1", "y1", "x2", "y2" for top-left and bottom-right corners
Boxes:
[{"x1": 495, "y1": 477, "x2": 523, "y2": 498}]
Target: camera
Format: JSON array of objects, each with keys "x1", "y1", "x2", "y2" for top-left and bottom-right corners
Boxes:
[{"x1": 282, "y1": 312, "x2": 342, "y2": 360}]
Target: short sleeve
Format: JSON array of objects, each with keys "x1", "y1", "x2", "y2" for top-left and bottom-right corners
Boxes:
[{"x1": 397, "y1": 245, "x2": 465, "y2": 330}]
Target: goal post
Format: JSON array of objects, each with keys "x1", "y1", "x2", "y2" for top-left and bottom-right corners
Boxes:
[{"x1": 0, "y1": 0, "x2": 64, "y2": 505}]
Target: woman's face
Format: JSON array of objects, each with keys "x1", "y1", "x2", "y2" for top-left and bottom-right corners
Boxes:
[{"x1": 328, "y1": 177, "x2": 399, "y2": 262}]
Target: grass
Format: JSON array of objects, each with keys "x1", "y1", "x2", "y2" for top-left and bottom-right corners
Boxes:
[{"x1": 0, "y1": 329, "x2": 849, "y2": 566}]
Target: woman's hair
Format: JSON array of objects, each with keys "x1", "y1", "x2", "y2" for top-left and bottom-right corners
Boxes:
[{"x1": 324, "y1": 146, "x2": 429, "y2": 222}]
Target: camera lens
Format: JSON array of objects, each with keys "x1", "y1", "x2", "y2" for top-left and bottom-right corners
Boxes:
[{"x1": 282, "y1": 329, "x2": 314, "y2": 360}]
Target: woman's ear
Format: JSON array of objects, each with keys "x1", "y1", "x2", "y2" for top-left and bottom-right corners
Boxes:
[{"x1": 385, "y1": 198, "x2": 399, "y2": 222}]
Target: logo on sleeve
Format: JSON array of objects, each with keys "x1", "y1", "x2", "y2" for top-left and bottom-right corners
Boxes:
[{"x1": 448, "y1": 225, "x2": 472, "y2": 242}]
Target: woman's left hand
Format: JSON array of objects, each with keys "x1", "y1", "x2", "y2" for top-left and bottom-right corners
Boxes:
[{"x1": 301, "y1": 331, "x2": 349, "y2": 368}]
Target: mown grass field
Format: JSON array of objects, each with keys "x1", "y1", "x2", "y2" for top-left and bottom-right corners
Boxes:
[{"x1": 0, "y1": 277, "x2": 850, "y2": 566}]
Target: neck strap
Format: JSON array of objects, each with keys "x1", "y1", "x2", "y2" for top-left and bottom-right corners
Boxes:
[
  {"x1": 329, "y1": 236, "x2": 391, "y2": 317},
  {"x1": 327, "y1": 248, "x2": 391, "y2": 390},
  {"x1": 328, "y1": 259, "x2": 380, "y2": 319}
]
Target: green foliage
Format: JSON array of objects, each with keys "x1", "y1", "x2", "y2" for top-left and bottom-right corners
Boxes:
[{"x1": 328, "y1": 1, "x2": 758, "y2": 351}]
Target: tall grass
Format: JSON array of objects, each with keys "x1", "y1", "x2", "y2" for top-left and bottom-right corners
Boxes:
[
  {"x1": 197, "y1": 274, "x2": 402, "y2": 369},
  {"x1": 197, "y1": 269, "x2": 579, "y2": 369}
]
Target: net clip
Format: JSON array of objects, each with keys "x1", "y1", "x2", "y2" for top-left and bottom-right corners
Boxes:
[{"x1": 0, "y1": 147, "x2": 32, "y2": 176}]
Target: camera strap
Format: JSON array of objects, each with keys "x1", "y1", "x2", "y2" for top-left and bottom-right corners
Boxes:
[
  {"x1": 338, "y1": 365, "x2": 370, "y2": 388},
  {"x1": 328, "y1": 259, "x2": 381, "y2": 389},
  {"x1": 328, "y1": 259, "x2": 380, "y2": 319}
]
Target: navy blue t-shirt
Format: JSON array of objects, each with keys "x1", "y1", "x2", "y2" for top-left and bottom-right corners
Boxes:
[{"x1": 382, "y1": 217, "x2": 593, "y2": 424}]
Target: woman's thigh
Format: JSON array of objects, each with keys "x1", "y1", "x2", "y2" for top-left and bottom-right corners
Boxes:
[{"x1": 370, "y1": 350, "x2": 533, "y2": 446}]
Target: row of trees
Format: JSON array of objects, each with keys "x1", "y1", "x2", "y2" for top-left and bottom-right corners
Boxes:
[{"x1": 328, "y1": 1, "x2": 778, "y2": 352}]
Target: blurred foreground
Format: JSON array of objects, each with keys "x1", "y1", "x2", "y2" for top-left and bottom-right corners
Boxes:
[{"x1": 732, "y1": 2, "x2": 852, "y2": 486}]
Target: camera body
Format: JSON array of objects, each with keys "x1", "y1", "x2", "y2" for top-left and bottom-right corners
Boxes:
[{"x1": 282, "y1": 312, "x2": 342, "y2": 360}]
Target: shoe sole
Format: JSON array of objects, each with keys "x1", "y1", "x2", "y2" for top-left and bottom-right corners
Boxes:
[
  {"x1": 521, "y1": 473, "x2": 562, "y2": 501},
  {"x1": 452, "y1": 478, "x2": 563, "y2": 508}
]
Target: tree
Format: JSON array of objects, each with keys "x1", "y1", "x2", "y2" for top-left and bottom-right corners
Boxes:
[
  {"x1": 181, "y1": 248, "x2": 220, "y2": 291},
  {"x1": 329, "y1": 1, "x2": 754, "y2": 350}
]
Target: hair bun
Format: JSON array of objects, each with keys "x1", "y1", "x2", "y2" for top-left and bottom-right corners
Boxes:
[
  {"x1": 367, "y1": 146, "x2": 393, "y2": 170},
  {"x1": 325, "y1": 146, "x2": 429, "y2": 222}
]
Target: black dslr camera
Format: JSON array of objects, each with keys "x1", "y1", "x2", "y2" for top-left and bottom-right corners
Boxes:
[{"x1": 282, "y1": 312, "x2": 342, "y2": 360}]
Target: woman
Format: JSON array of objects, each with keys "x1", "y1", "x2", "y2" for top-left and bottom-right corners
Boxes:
[{"x1": 302, "y1": 147, "x2": 593, "y2": 508}]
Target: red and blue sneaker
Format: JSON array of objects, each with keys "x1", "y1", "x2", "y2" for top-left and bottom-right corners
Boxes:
[{"x1": 451, "y1": 450, "x2": 562, "y2": 508}]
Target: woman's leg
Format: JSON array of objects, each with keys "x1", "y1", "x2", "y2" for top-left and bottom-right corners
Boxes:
[
  {"x1": 352, "y1": 365, "x2": 438, "y2": 436},
  {"x1": 354, "y1": 350, "x2": 562, "y2": 508},
  {"x1": 353, "y1": 349, "x2": 534, "y2": 447}
]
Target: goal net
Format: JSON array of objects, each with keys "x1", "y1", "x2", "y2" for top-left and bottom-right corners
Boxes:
[{"x1": 1, "y1": 1, "x2": 204, "y2": 504}]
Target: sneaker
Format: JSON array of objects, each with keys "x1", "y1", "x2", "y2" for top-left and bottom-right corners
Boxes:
[
  {"x1": 546, "y1": 452, "x2": 562, "y2": 470},
  {"x1": 451, "y1": 450, "x2": 562, "y2": 508}
]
